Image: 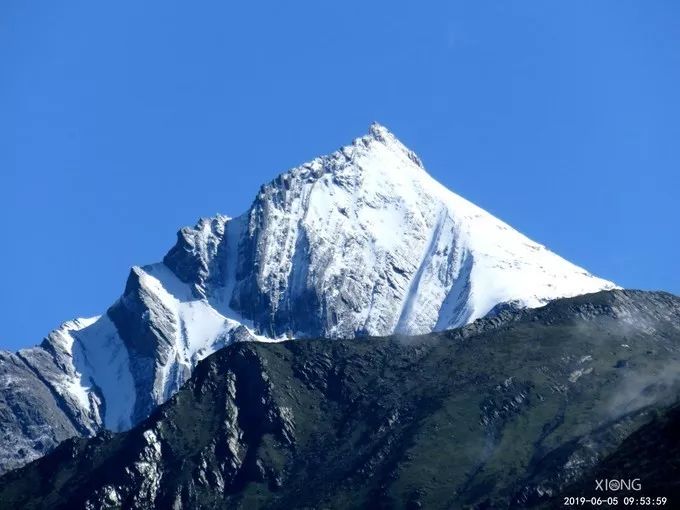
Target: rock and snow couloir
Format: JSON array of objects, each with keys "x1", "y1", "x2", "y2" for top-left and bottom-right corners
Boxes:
[{"x1": 0, "y1": 123, "x2": 616, "y2": 473}]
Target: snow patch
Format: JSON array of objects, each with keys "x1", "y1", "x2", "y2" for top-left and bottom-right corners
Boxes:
[{"x1": 71, "y1": 315, "x2": 136, "y2": 431}]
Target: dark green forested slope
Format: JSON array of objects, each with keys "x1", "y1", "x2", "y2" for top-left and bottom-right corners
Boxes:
[{"x1": 0, "y1": 290, "x2": 679, "y2": 509}]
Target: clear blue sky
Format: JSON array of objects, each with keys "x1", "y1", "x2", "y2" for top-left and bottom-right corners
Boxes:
[{"x1": 1, "y1": 1, "x2": 679, "y2": 350}]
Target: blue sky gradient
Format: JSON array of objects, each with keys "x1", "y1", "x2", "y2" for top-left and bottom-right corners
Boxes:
[{"x1": 1, "y1": 1, "x2": 679, "y2": 350}]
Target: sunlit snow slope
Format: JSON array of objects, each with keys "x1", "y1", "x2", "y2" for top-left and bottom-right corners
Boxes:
[{"x1": 0, "y1": 123, "x2": 616, "y2": 473}]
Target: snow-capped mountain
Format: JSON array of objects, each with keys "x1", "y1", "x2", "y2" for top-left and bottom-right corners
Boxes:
[{"x1": 0, "y1": 123, "x2": 616, "y2": 473}]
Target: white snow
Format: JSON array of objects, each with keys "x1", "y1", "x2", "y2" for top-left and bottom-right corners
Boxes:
[
  {"x1": 241, "y1": 122, "x2": 616, "y2": 337},
  {"x1": 138, "y1": 261, "x2": 272, "y2": 400},
  {"x1": 569, "y1": 367, "x2": 593, "y2": 383},
  {"x1": 356, "y1": 125, "x2": 617, "y2": 327},
  {"x1": 45, "y1": 316, "x2": 99, "y2": 355},
  {"x1": 33, "y1": 315, "x2": 136, "y2": 432},
  {"x1": 71, "y1": 315, "x2": 136, "y2": 431},
  {"x1": 371, "y1": 124, "x2": 617, "y2": 328}
]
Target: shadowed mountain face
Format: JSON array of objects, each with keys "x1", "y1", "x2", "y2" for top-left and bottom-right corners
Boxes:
[
  {"x1": 0, "y1": 124, "x2": 616, "y2": 474},
  {"x1": 1, "y1": 290, "x2": 678, "y2": 510},
  {"x1": 542, "y1": 401, "x2": 680, "y2": 509}
]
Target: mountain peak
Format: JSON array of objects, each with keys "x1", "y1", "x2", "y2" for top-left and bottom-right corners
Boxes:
[
  {"x1": 238, "y1": 125, "x2": 616, "y2": 338},
  {"x1": 0, "y1": 124, "x2": 617, "y2": 475},
  {"x1": 367, "y1": 121, "x2": 392, "y2": 141},
  {"x1": 341, "y1": 122, "x2": 425, "y2": 173}
]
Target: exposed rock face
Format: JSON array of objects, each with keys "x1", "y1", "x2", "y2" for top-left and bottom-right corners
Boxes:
[
  {"x1": 0, "y1": 290, "x2": 678, "y2": 509},
  {"x1": 0, "y1": 124, "x2": 616, "y2": 474},
  {"x1": 0, "y1": 349, "x2": 83, "y2": 474}
]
